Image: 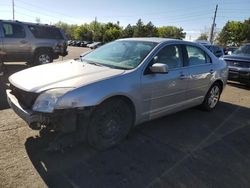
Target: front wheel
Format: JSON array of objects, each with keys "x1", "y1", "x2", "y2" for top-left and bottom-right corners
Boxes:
[
  {"x1": 87, "y1": 99, "x2": 134, "y2": 150},
  {"x1": 201, "y1": 83, "x2": 222, "y2": 111}
]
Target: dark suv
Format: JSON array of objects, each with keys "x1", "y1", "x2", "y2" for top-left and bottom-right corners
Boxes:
[{"x1": 0, "y1": 20, "x2": 68, "y2": 65}]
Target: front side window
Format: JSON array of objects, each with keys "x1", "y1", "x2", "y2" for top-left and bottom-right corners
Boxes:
[
  {"x1": 154, "y1": 45, "x2": 182, "y2": 69},
  {"x1": 186, "y1": 45, "x2": 207, "y2": 66},
  {"x1": 3, "y1": 23, "x2": 25, "y2": 38},
  {"x1": 82, "y1": 40, "x2": 157, "y2": 70}
]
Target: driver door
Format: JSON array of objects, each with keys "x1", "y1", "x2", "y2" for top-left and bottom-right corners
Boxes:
[{"x1": 140, "y1": 44, "x2": 189, "y2": 120}]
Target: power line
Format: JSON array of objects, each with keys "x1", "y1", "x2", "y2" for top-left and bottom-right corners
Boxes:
[{"x1": 16, "y1": 0, "x2": 79, "y2": 20}]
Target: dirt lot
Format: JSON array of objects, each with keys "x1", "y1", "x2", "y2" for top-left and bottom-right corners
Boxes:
[{"x1": 1, "y1": 47, "x2": 250, "y2": 188}]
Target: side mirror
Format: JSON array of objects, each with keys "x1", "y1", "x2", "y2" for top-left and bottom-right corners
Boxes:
[{"x1": 149, "y1": 63, "x2": 169, "y2": 74}]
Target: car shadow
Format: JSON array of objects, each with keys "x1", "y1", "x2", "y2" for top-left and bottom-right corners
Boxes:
[
  {"x1": 0, "y1": 63, "x2": 28, "y2": 110},
  {"x1": 25, "y1": 101, "x2": 250, "y2": 188}
]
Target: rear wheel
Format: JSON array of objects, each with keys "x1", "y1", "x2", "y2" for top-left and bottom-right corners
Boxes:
[
  {"x1": 87, "y1": 99, "x2": 133, "y2": 150},
  {"x1": 201, "y1": 83, "x2": 222, "y2": 111},
  {"x1": 34, "y1": 50, "x2": 53, "y2": 65}
]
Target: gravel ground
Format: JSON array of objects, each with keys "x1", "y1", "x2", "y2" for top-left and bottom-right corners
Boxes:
[{"x1": 1, "y1": 47, "x2": 250, "y2": 188}]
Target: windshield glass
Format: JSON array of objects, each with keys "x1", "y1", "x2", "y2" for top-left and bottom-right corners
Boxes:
[
  {"x1": 81, "y1": 40, "x2": 157, "y2": 69},
  {"x1": 233, "y1": 44, "x2": 250, "y2": 57}
]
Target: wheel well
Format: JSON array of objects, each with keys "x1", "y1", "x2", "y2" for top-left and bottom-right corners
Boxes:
[
  {"x1": 101, "y1": 95, "x2": 136, "y2": 122},
  {"x1": 213, "y1": 79, "x2": 224, "y2": 91},
  {"x1": 34, "y1": 47, "x2": 53, "y2": 57}
]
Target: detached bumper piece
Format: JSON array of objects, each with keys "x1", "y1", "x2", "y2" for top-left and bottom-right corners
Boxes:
[{"x1": 6, "y1": 89, "x2": 77, "y2": 133}]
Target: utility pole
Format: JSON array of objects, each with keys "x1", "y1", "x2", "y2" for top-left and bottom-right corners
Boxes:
[
  {"x1": 12, "y1": 0, "x2": 15, "y2": 20},
  {"x1": 209, "y1": 4, "x2": 218, "y2": 44}
]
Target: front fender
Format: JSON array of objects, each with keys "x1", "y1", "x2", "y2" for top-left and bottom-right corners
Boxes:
[{"x1": 56, "y1": 71, "x2": 141, "y2": 110}]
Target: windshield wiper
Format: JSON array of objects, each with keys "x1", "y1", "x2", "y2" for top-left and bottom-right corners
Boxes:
[{"x1": 85, "y1": 60, "x2": 105, "y2": 67}]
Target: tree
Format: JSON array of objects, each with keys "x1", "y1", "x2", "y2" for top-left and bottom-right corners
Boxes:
[
  {"x1": 74, "y1": 24, "x2": 93, "y2": 41},
  {"x1": 197, "y1": 33, "x2": 208, "y2": 40},
  {"x1": 144, "y1": 21, "x2": 158, "y2": 37},
  {"x1": 158, "y1": 26, "x2": 186, "y2": 39},
  {"x1": 88, "y1": 21, "x2": 105, "y2": 42},
  {"x1": 241, "y1": 18, "x2": 250, "y2": 43},
  {"x1": 122, "y1": 24, "x2": 134, "y2": 38},
  {"x1": 217, "y1": 21, "x2": 244, "y2": 46},
  {"x1": 103, "y1": 27, "x2": 122, "y2": 42},
  {"x1": 133, "y1": 19, "x2": 146, "y2": 37}
]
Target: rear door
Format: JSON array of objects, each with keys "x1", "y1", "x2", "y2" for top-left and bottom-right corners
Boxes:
[
  {"x1": 183, "y1": 45, "x2": 213, "y2": 101},
  {"x1": 2, "y1": 21, "x2": 31, "y2": 61}
]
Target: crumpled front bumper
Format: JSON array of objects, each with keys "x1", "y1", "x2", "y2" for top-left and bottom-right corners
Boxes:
[
  {"x1": 6, "y1": 89, "x2": 43, "y2": 127},
  {"x1": 6, "y1": 89, "x2": 79, "y2": 132}
]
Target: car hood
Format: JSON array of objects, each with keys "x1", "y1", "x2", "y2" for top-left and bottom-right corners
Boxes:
[
  {"x1": 223, "y1": 54, "x2": 250, "y2": 62},
  {"x1": 9, "y1": 60, "x2": 125, "y2": 93}
]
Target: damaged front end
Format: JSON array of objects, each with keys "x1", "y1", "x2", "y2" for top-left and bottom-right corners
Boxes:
[{"x1": 6, "y1": 87, "x2": 93, "y2": 133}]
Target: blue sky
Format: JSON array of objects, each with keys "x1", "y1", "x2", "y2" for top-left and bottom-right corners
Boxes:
[{"x1": 1, "y1": 0, "x2": 250, "y2": 40}]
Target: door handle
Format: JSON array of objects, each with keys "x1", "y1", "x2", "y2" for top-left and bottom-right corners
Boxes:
[{"x1": 20, "y1": 40, "x2": 28, "y2": 44}]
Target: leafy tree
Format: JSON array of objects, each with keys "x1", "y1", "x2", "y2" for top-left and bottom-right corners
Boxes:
[
  {"x1": 158, "y1": 26, "x2": 186, "y2": 39},
  {"x1": 74, "y1": 24, "x2": 93, "y2": 41},
  {"x1": 144, "y1": 21, "x2": 158, "y2": 37},
  {"x1": 133, "y1": 19, "x2": 146, "y2": 37},
  {"x1": 89, "y1": 21, "x2": 105, "y2": 42},
  {"x1": 103, "y1": 27, "x2": 122, "y2": 42},
  {"x1": 241, "y1": 18, "x2": 250, "y2": 43},
  {"x1": 103, "y1": 22, "x2": 122, "y2": 42},
  {"x1": 197, "y1": 33, "x2": 208, "y2": 40},
  {"x1": 122, "y1": 24, "x2": 134, "y2": 38},
  {"x1": 217, "y1": 21, "x2": 244, "y2": 46}
]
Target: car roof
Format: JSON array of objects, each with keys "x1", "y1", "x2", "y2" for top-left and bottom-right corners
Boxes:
[
  {"x1": 117, "y1": 37, "x2": 180, "y2": 43},
  {"x1": 1, "y1": 19, "x2": 57, "y2": 28}
]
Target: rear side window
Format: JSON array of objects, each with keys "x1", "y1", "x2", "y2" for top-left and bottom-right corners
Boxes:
[
  {"x1": 28, "y1": 25, "x2": 63, "y2": 39},
  {"x1": 3, "y1": 23, "x2": 25, "y2": 38},
  {"x1": 186, "y1": 45, "x2": 207, "y2": 66}
]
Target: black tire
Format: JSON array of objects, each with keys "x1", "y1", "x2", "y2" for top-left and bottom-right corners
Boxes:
[
  {"x1": 201, "y1": 83, "x2": 222, "y2": 111},
  {"x1": 34, "y1": 50, "x2": 53, "y2": 65},
  {"x1": 87, "y1": 99, "x2": 134, "y2": 150}
]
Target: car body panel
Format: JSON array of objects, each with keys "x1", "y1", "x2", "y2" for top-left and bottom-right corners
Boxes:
[
  {"x1": 9, "y1": 60, "x2": 125, "y2": 93},
  {"x1": 7, "y1": 38, "x2": 228, "y2": 128}
]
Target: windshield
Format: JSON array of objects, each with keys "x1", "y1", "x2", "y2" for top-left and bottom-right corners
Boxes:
[
  {"x1": 233, "y1": 44, "x2": 250, "y2": 57},
  {"x1": 81, "y1": 40, "x2": 157, "y2": 69}
]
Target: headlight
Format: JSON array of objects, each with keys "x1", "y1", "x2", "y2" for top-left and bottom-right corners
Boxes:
[{"x1": 32, "y1": 88, "x2": 74, "y2": 113}]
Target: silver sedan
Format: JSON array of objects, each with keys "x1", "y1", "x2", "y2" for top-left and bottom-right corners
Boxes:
[{"x1": 7, "y1": 38, "x2": 228, "y2": 150}]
